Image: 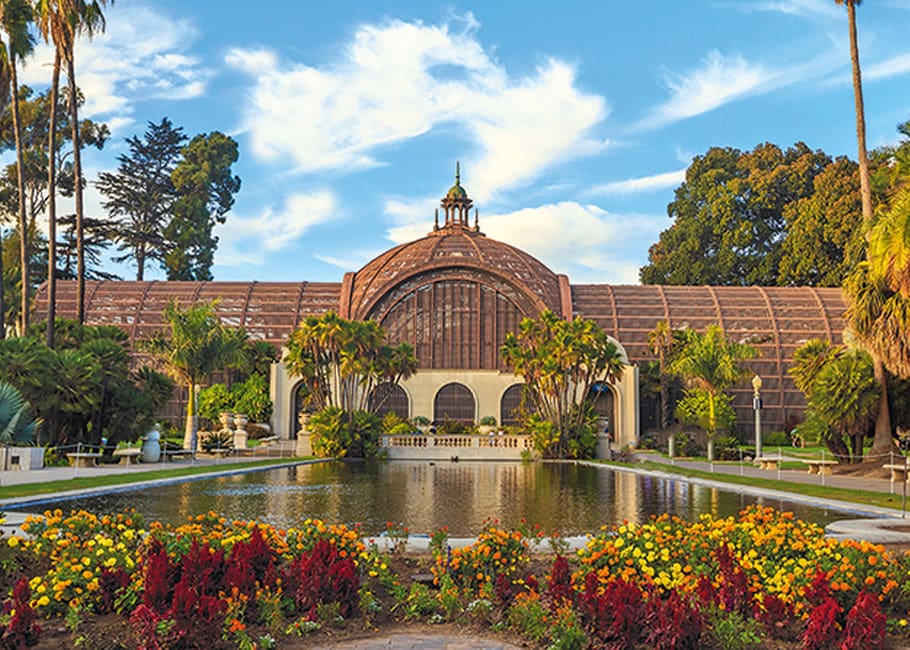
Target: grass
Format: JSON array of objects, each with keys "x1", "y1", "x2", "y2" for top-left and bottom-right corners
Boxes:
[
  {"x1": 616, "y1": 459, "x2": 910, "y2": 512},
  {"x1": 0, "y1": 457, "x2": 311, "y2": 502}
]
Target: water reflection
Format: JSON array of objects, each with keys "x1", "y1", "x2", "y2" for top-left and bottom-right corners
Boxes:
[{"x1": 14, "y1": 461, "x2": 848, "y2": 536}]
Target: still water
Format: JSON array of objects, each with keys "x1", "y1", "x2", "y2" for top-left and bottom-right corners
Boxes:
[{"x1": 20, "y1": 461, "x2": 850, "y2": 536}]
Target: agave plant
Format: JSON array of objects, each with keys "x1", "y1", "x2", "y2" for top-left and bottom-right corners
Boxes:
[{"x1": 0, "y1": 381, "x2": 40, "y2": 445}]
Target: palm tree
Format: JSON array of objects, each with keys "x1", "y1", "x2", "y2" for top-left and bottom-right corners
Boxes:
[
  {"x1": 0, "y1": 380, "x2": 40, "y2": 444},
  {"x1": 65, "y1": 1, "x2": 110, "y2": 324},
  {"x1": 34, "y1": 0, "x2": 67, "y2": 347},
  {"x1": 669, "y1": 325, "x2": 756, "y2": 461},
  {"x1": 868, "y1": 189, "x2": 910, "y2": 298},
  {"x1": 836, "y1": 0, "x2": 873, "y2": 223},
  {"x1": 142, "y1": 300, "x2": 248, "y2": 449},
  {"x1": 647, "y1": 320, "x2": 674, "y2": 429},
  {"x1": 0, "y1": 0, "x2": 34, "y2": 335}
]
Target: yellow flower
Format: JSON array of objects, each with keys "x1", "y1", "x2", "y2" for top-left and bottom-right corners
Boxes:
[
  {"x1": 7, "y1": 537, "x2": 19, "y2": 547},
  {"x1": 36, "y1": 596, "x2": 50, "y2": 608}
]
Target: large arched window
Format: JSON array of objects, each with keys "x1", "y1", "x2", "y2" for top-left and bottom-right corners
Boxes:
[
  {"x1": 368, "y1": 383, "x2": 410, "y2": 420},
  {"x1": 500, "y1": 384, "x2": 526, "y2": 426},
  {"x1": 434, "y1": 383, "x2": 476, "y2": 423},
  {"x1": 371, "y1": 272, "x2": 530, "y2": 370},
  {"x1": 291, "y1": 382, "x2": 313, "y2": 440}
]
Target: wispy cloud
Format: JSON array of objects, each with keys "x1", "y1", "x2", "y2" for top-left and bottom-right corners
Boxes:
[
  {"x1": 20, "y1": 5, "x2": 211, "y2": 130},
  {"x1": 226, "y1": 15, "x2": 607, "y2": 201},
  {"x1": 386, "y1": 201, "x2": 665, "y2": 283},
  {"x1": 587, "y1": 168, "x2": 686, "y2": 197},
  {"x1": 215, "y1": 191, "x2": 338, "y2": 267},
  {"x1": 727, "y1": 0, "x2": 840, "y2": 21},
  {"x1": 867, "y1": 53, "x2": 910, "y2": 81},
  {"x1": 638, "y1": 50, "x2": 775, "y2": 130}
]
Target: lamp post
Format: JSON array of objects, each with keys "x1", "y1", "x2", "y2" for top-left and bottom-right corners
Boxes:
[{"x1": 752, "y1": 374, "x2": 763, "y2": 460}]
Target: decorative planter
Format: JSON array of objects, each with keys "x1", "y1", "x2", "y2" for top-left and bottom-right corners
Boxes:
[{"x1": 219, "y1": 412, "x2": 234, "y2": 433}]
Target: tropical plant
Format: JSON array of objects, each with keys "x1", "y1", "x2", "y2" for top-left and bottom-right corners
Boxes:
[
  {"x1": 0, "y1": 379, "x2": 39, "y2": 443},
  {"x1": 142, "y1": 300, "x2": 249, "y2": 449},
  {"x1": 285, "y1": 312, "x2": 417, "y2": 416},
  {"x1": 668, "y1": 324, "x2": 756, "y2": 460},
  {"x1": 647, "y1": 319, "x2": 680, "y2": 429},
  {"x1": 500, "y1": 310, "x2": 625, "y2": 459}
]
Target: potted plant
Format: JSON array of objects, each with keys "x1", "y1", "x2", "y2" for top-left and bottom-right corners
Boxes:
[{"x1": 478, "y1": 415, "x2": 497, "y2": 435}]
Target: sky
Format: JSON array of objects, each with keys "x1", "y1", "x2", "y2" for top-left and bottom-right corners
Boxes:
[{"x1": 13, "y1": 0, "x2": 910, "y2": 285}]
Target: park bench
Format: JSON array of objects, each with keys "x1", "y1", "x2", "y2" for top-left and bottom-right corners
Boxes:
[
  {"x1": 757, "y1": 457, "x2": 780, "y2": 471},
  {"x1": 66, "y1": 452, "x2": 102, "y2": 468},
  {"x1": 802, "y1": 459, "x2": 837, "y2": 475},
  {"x1": 883, "y1": 463, "x2": 910, "y2": 485},
  {"x1": 258, "y1": 436, "x2": 279, "y2": 446},
  {"x1": 161, "y1": 449, "x2": 194, "y2": 461},
  {"x1": 112, "y1": 448, "x2": 141, "y2": 466}
]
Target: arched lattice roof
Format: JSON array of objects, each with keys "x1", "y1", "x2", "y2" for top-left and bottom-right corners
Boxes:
[
  {"x1": 343, "y1": 225, "x2": 566, "y2": 321},
  {"x1": 571, "y1": 284, "x2": 846, "y2": 432}
]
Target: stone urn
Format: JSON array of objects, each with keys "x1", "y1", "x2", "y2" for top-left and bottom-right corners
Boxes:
[
  {"x1": 233, "y1": 413, "x2": 249, "y2": 449},
  {"x1": 142, "y1": 424, "x2": 162, "y2": 463},
  {"x1": 219, "y1": 412, "x2": 234, "y2": 434}
]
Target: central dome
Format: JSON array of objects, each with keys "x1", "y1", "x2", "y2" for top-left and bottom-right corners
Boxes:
[{"x1": 343, "y1": 170, "x2": 566, "y2": 321}]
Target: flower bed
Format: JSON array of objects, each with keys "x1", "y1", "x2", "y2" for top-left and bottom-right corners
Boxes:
[{"x1": 0, "y1": 506, "x2": 908, "y2": 648}]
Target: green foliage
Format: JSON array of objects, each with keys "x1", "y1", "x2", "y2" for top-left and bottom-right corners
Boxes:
[
  {"x1": 198, "y1": 383, "x2": 232, "y2": 425},
  {"x1": 0, "y1": 319, "x2": 172, "y2": 447},
  {"x1": 380, "y1": 411, "x2": 408, "y2": 434},
  {"x1": 706, "y1": 607, "x2": 763, "y2": 650},
  {"x1": 95, "y1": 117, "x2": 186, "y2": 280},
  {"x1": 437, "y1": 418, "x2": 473, "y2": 435},
  {"x1": 669, "y1": 325, "x2": 755, "y2": 449},
  {"x1": 675, "y1": 389, "x2": 736, "y2": 437},
  {"x1": 285, "y1": 312, "x2": 417, "y2": 414},
  {"x1": 307, "y1": 406, "x2": 382, "y2": 458},
  {"x1": 164, "y1": 131, "x2": 241, "y2": 280},
  {"x1": 479, "y1": 415, "x2": 497, "y2": 426},
  {"x1": 200, "y1": 429, "x2": 232, "y2": 452},
  {"x1": 640, "y1": 142, "x2": 840, "y2": 286},
  {"x1": 232, "y1": 373, "x2": 272, "y2": 422},
  {"x1": 763, "y1": 430, "x2": 792, "y2": 447},
  {"x1": 0, "y1": 381, "x2": 39, "y2": 444},
  {"x1": 142, "y1": 300, "x2": 248, "y2": 447},
  {"x1": 501, "y1": 310, "x2": 625, "y2": 459}
]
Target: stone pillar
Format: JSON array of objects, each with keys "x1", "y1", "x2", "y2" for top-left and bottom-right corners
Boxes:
[
  {"x1": 233, "y1": 413, "x2": 249, "y2": 449},
  {"x1": 295, "y1": 412, "x2": 313, "y2": 457}
]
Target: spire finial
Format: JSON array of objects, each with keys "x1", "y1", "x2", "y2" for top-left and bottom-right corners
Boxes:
[
  {"x1": 434, "y1": 208, "x2": 439, "y2": 230},
  {"x1": 455, "y1": 161, "x2": 461, "y2": 185}
]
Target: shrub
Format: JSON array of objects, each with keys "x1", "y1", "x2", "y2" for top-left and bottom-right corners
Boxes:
[
  {"x1": 285, "y1": 539, "x2": 360, "y2": 621},
  {"x1": 198, "y1": 384, "x2": 232, "y2": 427},
  {"x1": 644, "y1": 590, "x2": 703, "y2": 650},
  {"x1": 233, "y1": 373, "x2": 272, "y2": 422},
  {"x1": 479, "y1": 415, "x2": 497, "y2": 426},
  {"x1": 763, "y1": 430, "x2": 791, "y2": 447},
  {"x1": 842, "y1": 591, "x2": 886, "y2": 650},
  {"x1": 578, "y1": 573, "x2": 643, "y2": 647},
  {"x1": 200, "y1": 430, "x2": 233, "y2": 452},
  {"x1": 308, "y1": 407, "x2": 381, "y2": 458}
]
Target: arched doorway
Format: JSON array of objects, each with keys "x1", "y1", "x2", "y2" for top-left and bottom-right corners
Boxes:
[
  {"x1": 369, "y1": 383, "x2": 410, "y2": 420},
  {"x1": 434, "y1": 383, "x2": 475, "y2": 424},
  {"x1": 291, "y1": 382, "x2": 314, "y2": 440},
  {"x1": 588, "y1": 382, "x2": 616, "y2": 435},
  {"x1": 500, "y1": 384, "x2": 526, "y2": 426}
]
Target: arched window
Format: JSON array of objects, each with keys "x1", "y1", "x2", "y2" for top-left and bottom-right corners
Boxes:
[
  {"x1": 291, "y1": 382, "x2": 314, "y2": 440},
  {"x1": 500, "y1": 384, "x2": 526, "y2": 426},
  {"x1": 434, "y1": 383, "x2": 475, "y2": 423},
  {"x1": 369, "y1": 383, "x2": 410, "y2": 420},
  {"x1": 587, "y1": 382, "x2": 615, "y2": 430}
]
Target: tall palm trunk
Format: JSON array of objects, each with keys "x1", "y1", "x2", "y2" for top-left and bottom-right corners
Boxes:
[
  {"x1": 845, "y1": 0, "x2": 894, "y2": 455},
  {"x1": 66, "y1": 55, "x2": 85, "y2": 324},
  {"x1": 846, "y1": 0, "x2": 873, "y2": 223},
  {"x1": 46, "y1": 50, "x2": 60, "y2": 348},
  {"x1": 11, "y1": 51, "x2": 27, "y2": 334}
]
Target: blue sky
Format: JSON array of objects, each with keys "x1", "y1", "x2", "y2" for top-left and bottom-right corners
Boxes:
[{"x1": 15, "y1": 0, "x2": 910, "y2": 284}]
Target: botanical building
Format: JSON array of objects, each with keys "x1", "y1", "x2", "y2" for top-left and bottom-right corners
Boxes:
[{"x1": 35, "y1": 173, "x2": 845, "y2": 445}]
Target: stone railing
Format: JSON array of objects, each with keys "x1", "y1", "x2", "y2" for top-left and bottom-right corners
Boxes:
[{"x1": 380, "y1": 434, "x2": 534, "y2": 460}]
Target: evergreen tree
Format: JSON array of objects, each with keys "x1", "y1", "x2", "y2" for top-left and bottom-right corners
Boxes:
[
  {"x1": 96, "y1": 117, "x2": 186, "y2": 280},
  {"x1": 164, "y1": 132, "x2": 240, "y2": 280}
]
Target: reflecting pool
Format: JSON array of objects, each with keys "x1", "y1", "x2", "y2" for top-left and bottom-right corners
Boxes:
[{"x1": 17, "y1": 461, "x2": 851, "y2": 536}]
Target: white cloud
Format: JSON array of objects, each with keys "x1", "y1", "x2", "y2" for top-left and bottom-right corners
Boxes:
[
  {"x1": 227, "y1": 16, "x2": 607, "y2": 200},
  {"x1": 729, "y1": 0, "x2": 840, "y2": 20},
  {"x1": 867, "y1": 53, "x2": 910, "y2": 81},
  {"x1": 19, "y1": 5, "x2": 211, "y2": 123},
  {"x1": 215, "y1": 191, "x2": 338, "y2": 267},
  {"x1": 639, "y1": 51, "x2": 775, "y2": 129},
  {"x1": 387, "y1": 201, "x2": 664, "y2": 284},
  {"x1": 588, "y1": 168, "x2": 686, "y2": 197}
]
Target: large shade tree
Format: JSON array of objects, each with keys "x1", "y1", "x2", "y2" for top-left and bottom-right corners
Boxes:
[
  {"x1": 500, "y1": 310, "x2": 626, "y2": 459},
  {"x1": 142, "y1": 300, "x2": 248, "y2": 449}
]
